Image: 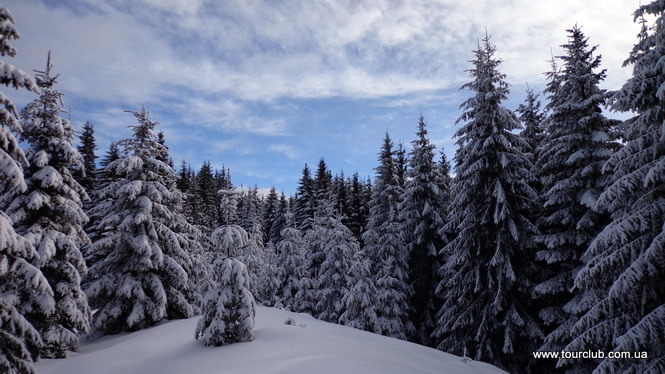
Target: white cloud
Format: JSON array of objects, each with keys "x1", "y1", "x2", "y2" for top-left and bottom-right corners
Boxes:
[
  {"x1": 268, "y1": 144, "x2": 301, "y2": 160},
  {"x1": 6, "y1": 0, "x2": 640, "y2": 107}
]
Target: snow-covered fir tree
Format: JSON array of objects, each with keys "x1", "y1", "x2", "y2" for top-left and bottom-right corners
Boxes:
[
  {"x1": 293, "y1": 164, "x2": 315, "y2": 231},
  {"x1": 516, "y1": 88, "x2": 545, "y2": 164},
  {"x1": 533, "y1": 27, "x2": 621, "y2": 371},
  {"x1": 339, "y1": 249, "x2": 380, "y2": 333},
  {"x1": 237, "y1": 217, "x2": 264, "y2": 298},
  {"x1": 313, "y1": 158, "x2": 333, "y2": 209},
  {"x1": 261, "y1": 187, "x2": 278, "y2": 245},
  {"x1": 0, "y1": 8, "x2": 53, "y2": 372},
  {"x1": 361, "y1": 132, "x2": 412, "y2": 339},
  {"x1": 301, "y1": 217, "x2": 327, "y2": 317},
  {"x1": 433, "y1": 34, "x2": 542, "y2": 372},
  {"x1": 256, "y1": 241, "x2": 280, "y2": 307},
  {"x1": 314, "y1": 203, "x2": 357, "y2": 323},
  {"x1": 84, "y1": 108, "x2": 194, "y2": 335},
  {"x1": 6, "y1": 54, "x2": 91, "y2": 358},
  {"x1": 82, "y1": 141, "x2": 121, "y2": 271},
  {"x1": 196, "y1": 188, "x2": 255, "y2": 346},
  {"x1": 274, "y1": 211, "x2": 306, "y2": 311},
  {"x1": 346, "y1": 172, "x2": 370, "y2": 245},
  {"x1": 234, "y1": 186, "x2": 262, "y2": 234},
  {"x1": 561, "y1": 4, "x2": 665, "y2": 373},
  {"x1": 399, "y1": 115, "x2": 448, "y2": 346},
  {"x1": 195, "y1": 258, "x2": 256, "y2": 347},
  {"x1": 192, "y1": 161, "x2": 220, "y2": 232},
  {"x1": 72, "y1": 121, "x2": 97, "y2": 193}
]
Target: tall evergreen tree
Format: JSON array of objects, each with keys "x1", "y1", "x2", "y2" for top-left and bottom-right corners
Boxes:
[
  {"x1": 0, "y1": 8, "x2": 53, "y2": 373},
  {"x1": 193, "y1": 161, "x2": 219, "y2": 231},
  {"x1": 293, "y1": 164, "x2": 315, "y2": 231},
  {"x1": 84, "y1": 108, "x2": 194, "y2": 335},
  {"x1": 533, "y1": 27, "x2": 621, "y2": 370},
  {"x1": 313, "y1": 158, "x2": 332, "y2": 207},
  {"x1": 7, "y1": 54, "x2": 91, "y2": 358},
  {"x1": 362, "y1": 132, "x2": 412, "y2": 339},
  {"x1": 346, "y1": 172, "x2": 369, "y2": 244},
  {"x1": 516, "y1": 88, "x2": 546, "y2": 165},
  {"x1": 314, "y1": 203, "x2": 357, "y2": 323},
  {"x1": 394, "y1": 142, "x2": 408, "y2": 189},
  {"x1": 72, "y1": 121, "x2": 97, "y2": 192},
  {"x1": 261, "y1": 186, "x2": 279, "y2": 245},
  {"x1": 433, "y1": 35, "x2": 541, "y2": 372},
  {"x1": 275, "y1": 211, "x2": 306, "y2": 311},
  {"x1": 561, "y1": 4, "x2": 665, "y2": 373},
  {"x1": 399, "y1": 115, "x2": 447, "y2": 346}
]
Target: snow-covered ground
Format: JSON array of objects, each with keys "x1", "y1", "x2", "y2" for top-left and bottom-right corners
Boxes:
[{"x1": 35, "y1": 306, "x2": 506, "y2": 374}]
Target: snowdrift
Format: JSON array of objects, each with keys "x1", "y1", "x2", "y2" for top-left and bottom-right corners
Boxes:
[{"x1": 35, "y1": 306, "x2": 506, "y2": 374}]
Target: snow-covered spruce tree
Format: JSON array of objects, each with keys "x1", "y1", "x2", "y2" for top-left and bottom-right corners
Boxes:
[
  {"x1": 0, "y1": 9, "x2": 54, "y2": 372},
  {"x1": 399, "y1": 115, "x2": 447, "y2": 346},
  {"x1": 72, "y1": 121, "x2": 97, "y2": 193},
  {"x1": 560, "y1": 4, "x2": 665, "y2": 373},
  {"x1": 533, "y1": 26, "x2": 621, "y2": 370},
  {"x1": 432, "y1": 35, "x2": 541, "y2": 372},
  {"x1": 275, "y1": 211, "x2": 306, "y2": 311},
  {"x1": 238, "y1": 217, "x2": 264, "y2": 298},
  {"x1": 314, "y1": 203, "x2": 357, "y2": 323},
  {"x1": 5, "y1": 54, "x2": 91, "y2": 358},
  {"x1": 235, "y1": 187, "x2": 262, "y2": 234},
  {"x1": 261, "y1": 187, "x2": 279, "y2": 245},
  {"x1": 81, "y1": 141, "x2": 121, "y2": 271},
  {"x1": 339, "y1": 249, "x2": 380, "y2": 333},
  {"x1": 293, "y1": 163, "x2": 315, "y2": 232},
  {"x1": 361, "y1": 132, "x2": 412, "y2": 339},
  {"x1": 301, "y1": 217, "x2": 326, "y2": 317},
  {"x1": 256, "y1": 241, "x2": 280, "y2": 307},
  {"x1": 346, "y1": 172, "x2": 369, "y2": 246},
  {"x1": 268, "y1": 192, "x2": 288, "y2": 246},
  {"x1": 192, "y1": 161, "x2": 220, "y2": 233},
  {"x1": 196, "y1": 188, "x2": 255, "y2": 347},
  {"x1": 516, "y1": 88, "x2": 545, "y2": 165},
  {"x1": 313, "y1": 158, "x2": 333, "y2": 211},
  {"x1": 84, "y1": 108, "x2": 194, "y2": 335}
]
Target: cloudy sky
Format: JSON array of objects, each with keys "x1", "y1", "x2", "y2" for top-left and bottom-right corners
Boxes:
[{"x1": 5, "y1": 0, "x2": 641, "y2": 195}]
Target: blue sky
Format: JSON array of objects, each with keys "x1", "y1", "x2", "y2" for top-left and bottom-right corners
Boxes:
[{"x1": 5, "y1": 0, "x2": 640, "y2": 195}]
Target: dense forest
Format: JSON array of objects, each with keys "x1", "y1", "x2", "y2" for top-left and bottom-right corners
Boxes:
[{"x1": 1, "y1": 2, "x2": 664, "y2": 374}]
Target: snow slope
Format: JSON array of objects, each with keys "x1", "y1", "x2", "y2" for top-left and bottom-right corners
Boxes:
[{"x1": 35, "y1": 306, "x2": 506, "y2": 374}]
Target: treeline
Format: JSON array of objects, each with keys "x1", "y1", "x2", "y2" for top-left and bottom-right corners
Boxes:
[{"x1": 1, "y1": 3, "x2": 664, "y2": 374}]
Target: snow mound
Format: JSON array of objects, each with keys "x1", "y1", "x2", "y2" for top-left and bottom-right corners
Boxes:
[{"x1": 35, "y1": 306, "x2": 506, "y2": 374}]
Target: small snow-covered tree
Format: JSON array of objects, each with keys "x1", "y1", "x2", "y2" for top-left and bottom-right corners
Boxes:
[
  {"x1": 560, "y1": 4, "x2": 665, "y2": 373},
  {"x1": 84, "y1": 108, "x2": 194, "y2": 335},
  {"x1": 195, "y1": 257, "x2": 256, "y2": 346},
  {"x1": 0, "y1": 7, "x2": 52, "y2": 373},
  {"x1": 196, "y1": 188, "x2": 255, "y2": 346},
  {"x1": 7, "y1": 54, "x2": 91, "y2": 358},
  {"x1": 433, "y1": 34, "x2": 541, "y2": 372}
]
